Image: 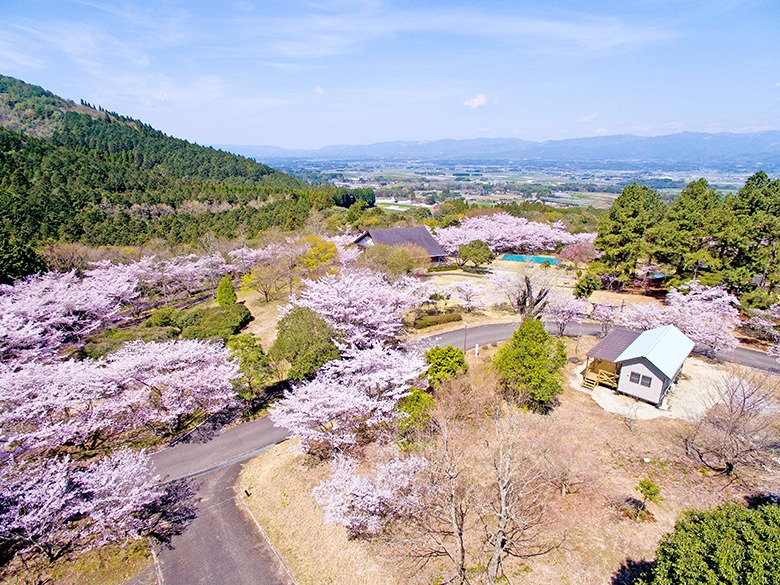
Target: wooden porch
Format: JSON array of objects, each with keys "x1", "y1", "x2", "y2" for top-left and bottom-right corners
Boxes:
[{"x1": 582, "y1": 358, "x2": 619, "y2": 390}]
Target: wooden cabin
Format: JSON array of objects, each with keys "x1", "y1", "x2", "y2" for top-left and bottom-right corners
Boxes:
[{"x1": 583, "y1": 325, "x2": 695, "y2": 406}]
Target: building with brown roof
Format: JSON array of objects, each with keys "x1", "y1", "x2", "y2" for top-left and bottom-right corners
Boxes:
[{"x1": 353, "y1": 226, "x2": 448, "y2": 263}]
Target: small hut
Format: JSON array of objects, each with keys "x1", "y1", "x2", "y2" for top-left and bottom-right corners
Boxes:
[{"x1": 583, "y1": 325, "x2": 695, "y2": 406}]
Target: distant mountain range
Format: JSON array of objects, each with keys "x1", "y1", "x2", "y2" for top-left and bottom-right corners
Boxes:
[{"x1": 218, "y1": 132, "x2": 780, "y2": 172}]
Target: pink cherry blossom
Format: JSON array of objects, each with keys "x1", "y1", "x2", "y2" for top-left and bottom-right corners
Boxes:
[
  {"x1": 313, "y1": 454, "x2": 427, "y2": 537},
  {"x1": 270, "y1": 344, "x2": 426, "y2": 455},
  {"x1": 290, "y1": 268, "x2": 433, "y2": 347},
  {"x1": 435, "y1": 212, "x2": 574, "y2": 255}
]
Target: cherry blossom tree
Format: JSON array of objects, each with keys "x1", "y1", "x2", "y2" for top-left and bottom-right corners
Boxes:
[
  {"x1": 127, "y1": 253, "x2": 233, "y2": 302},
  {"x1": 489, "y1": 267, "x2": 555, "y2": 317},
  {"x1": 269, "y1": 344, "x2": 426, "y2": 456},
  {"x1": 445, "y1": 281, "x2": 487, "y2": 312},
  {"x1": 619, "y1": 281, "x2": 740, "y2": 355},
  {"x1": 0, "y1": 269, "x2": 138, "y2": 361},
  {"x1": 313, "y1": 454, "x2": 427, "y2": 537},
  {"x1": 542, "y1": 292, "x2": 591, "y2": 336},
  {"x1": 290, "y1": 268, "x2": 433, "y2": 347},
  {"x1": 747, "y1": 304, "x2": 780, "y2": 342},
  {"x1": 558, "y1": 239, "x2": 597, "y2": 269},
  {"x1": 666, "y1": 281, "x2": 740, "y2": 355},
  {"x1": 0, "y1": 339, "x2": 240, "y2": 451},
  {"x1": 436, "y1": 212, "x2": 575, "y2": 255},
  {"x1": 0, "y1": 449, "x2": 163, "y2": 564},
  {"x1": 590, "y1": 303, "x2": 619, "y2": 337},
  {"x1": 619, "y1": 302, "x2": 668, "y2": 331}
]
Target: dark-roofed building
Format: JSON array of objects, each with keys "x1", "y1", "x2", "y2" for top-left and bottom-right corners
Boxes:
[
  {"x1": 583, "y1": 325, "x2": 695, "y2": 406},
  {"x1": 353, "y1": 227, "x2": 448, "y2": 263}
]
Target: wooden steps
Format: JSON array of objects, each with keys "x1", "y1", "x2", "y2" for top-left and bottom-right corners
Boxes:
[{"x1": 582, "y1": 373, "x2": 598, "y2": 390}]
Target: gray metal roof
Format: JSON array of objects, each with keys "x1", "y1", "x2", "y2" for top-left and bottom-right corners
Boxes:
[
  {"x1": 586, "y1": 328, "x2": 642, "y2": 362},
  {"x1": 353, "y1": 227, "x2": 447, "y2": 258},
  {"x1": 615, "y1": 324, "x2": 694, "y2": 380}
]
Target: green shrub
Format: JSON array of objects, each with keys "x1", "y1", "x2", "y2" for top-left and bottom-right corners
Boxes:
[
  {"x1": 739, "y1": 288, "x2": 778, "y2": 311},
  {"x1": 270, "y1": 307, "x2": 341, "y2": 381},
  {"x1": 143, "y1": 307, "x2": 181, "y2": 328},
  {"x1": 216, "y1": 275, "x2": 237, "y2": 306},
  {"x1": 83, "y1": 326, "x2": 179, "y2": 358},
  {"x1": 493, "y1": 317, "x2": 567, "y2": 413},
  {"x1": 180, "y1": 304, "x2": 252, "y2": 340},
  {"x1": 413, "y1": 313, "x2": 462, "y2": 329},
  {"x1": 428, "y1": 263, "x2": 459, "y2": 272},
  {"x1": 574, "y1": 273, "x2": 602, "y2": 298},
  {"x1": 425, "y1": 345, "x2": 468, "y2": 387},
  {"x1": 397, "y1": 387, "x2": 435, "y2": 435},
  {"x1": 637, "y1": 503, "x2": 780, "y2": 585}
]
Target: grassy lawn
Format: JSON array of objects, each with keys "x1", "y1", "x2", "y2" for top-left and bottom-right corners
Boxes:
[{"x1": 1, "y1": 541, "x2": 152, "y2": 585}]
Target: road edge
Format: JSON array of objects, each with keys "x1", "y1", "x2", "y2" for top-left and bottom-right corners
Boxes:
[{"x1": 235, "y1": 463, "x2": 299, "y2": 585}]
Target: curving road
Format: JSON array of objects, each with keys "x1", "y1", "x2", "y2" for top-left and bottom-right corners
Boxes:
[
  {"x1": 140, "y1": 320, "x2": 779, "y2": 584},
  {"x1": 430, "y1": 321, "x2": 780, "y2": 374},
  {"x1": 149, "y1": 416, "x2": 293, "y2": 585}
]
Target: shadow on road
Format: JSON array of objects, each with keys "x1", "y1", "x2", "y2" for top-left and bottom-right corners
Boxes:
[
  {"x1": 172, "y1": 381, "x2": 291, "y2": 446},
  {"x1": 147, "y1": 478, "x2": 199, "y2": 548}
]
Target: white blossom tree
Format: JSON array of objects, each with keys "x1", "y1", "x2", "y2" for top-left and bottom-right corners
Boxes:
[
  {"x1": 445, "y1": 281, "x2": 487, "y2": 312},
  {"x1": 542, "y1": 292, "x2": 591, "y2": 336},
  {"x1": 0, "y1": 269, "x2": 138, "y2": 361},
  {"x1": 290, "y1": 268, "x2": 433, "y2": 347},
  {"x1": 0, "y1": 450, "x2": 163, "y2": 564},
  {"x1": 618, "y1": 281, "x2": 740, "y2": 356},
  {"x1": 313, "y1": 454, "x2": 427, "y2": 537},
  {"x1": 489, "y1": 267, "x2": 555, "y2": 317},
  {"x1": 0, "y1": 339, "x2": 240, "y2": 451},
  {"x1": 436, "y1": 212, "x2": 575, "y2": 255},
  {"x1": 269, "y1": 344, "x2": 426, "y2": 456},
  {"x1": 591, "y1": 303, "x2": 619, "y2": 337}
]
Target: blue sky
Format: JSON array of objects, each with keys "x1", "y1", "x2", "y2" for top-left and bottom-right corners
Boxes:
[{"x1": 1, "y1": 0, "x2": 778, "y2": 149}]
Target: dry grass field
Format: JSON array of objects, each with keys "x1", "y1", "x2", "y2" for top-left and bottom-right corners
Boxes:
[
  {"x1": 239, "y1": 445, "x2": 399, "y2": 585},
  {"x1": 240, "y1": 337, "x2": 773, "y2": 585}
]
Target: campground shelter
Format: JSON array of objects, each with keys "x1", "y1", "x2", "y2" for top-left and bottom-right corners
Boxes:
[
  {"x1": 583, "y1": 325, "x2": 695, "y2": 406},
  {"x1": 353, "y1": 226, "x2": 448, "y2": 263}
]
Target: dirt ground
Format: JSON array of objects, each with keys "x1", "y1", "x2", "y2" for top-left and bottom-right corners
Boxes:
[
  {"x1": 239, "y1": 445, "x2": 399, "y2": 585},
  {"x1": 238, "y1": 289, "x2": 284, "y2": 348},
  {"x1": 241, "y1": 339, "x2": 766, "y2": 585}
]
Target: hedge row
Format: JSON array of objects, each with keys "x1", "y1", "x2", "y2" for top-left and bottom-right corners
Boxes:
[{"x1": 413, "y1": 312, "x2": 463, "y2": 329}]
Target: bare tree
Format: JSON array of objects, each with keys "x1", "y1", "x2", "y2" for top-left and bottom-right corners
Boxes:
[
  {"x1": 403, "y1": 415, "x2": 474, "y2": 585},
  {"x1": 490, "y1": 267, "x2": 554, "y2": 318},
  {"x1": 686, "y1": 370, "x2": 780, "y2": 479},
  {"x1": 478, "y1": 412, "x2": 562, "y2": 585}
]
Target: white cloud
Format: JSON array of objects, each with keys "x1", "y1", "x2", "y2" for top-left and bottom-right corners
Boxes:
[
  {"x1": 464, "y1": 94, "x2": 487, "y2": 109},
  {"x1": 577, "y1": 113, "x2": 598, "y2": 123},
  {"x1": 314, "y1": 85, "x2": 325, "y2": 96}
]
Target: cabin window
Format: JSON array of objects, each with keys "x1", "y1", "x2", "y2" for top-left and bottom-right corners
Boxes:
[
  {"x1": 640, "y1": 375, "x2": 652, "y2": 387},
  {"x1": 629, "y1": 371, "x2": 640, "y2": 384}
]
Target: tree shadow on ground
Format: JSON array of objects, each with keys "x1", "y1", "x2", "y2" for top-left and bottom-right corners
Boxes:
[
  {"x1": 146, "y1": 478, "x2": 198, "y2": 548},
  {"x1": 172, "y1": 380, "x2": 291, "y2": 445},
  {"x1": 744, "y1": 492, "x2": 780, "y2": 508},
  {"x1": 611, "y1": 558, "x2": 655, "y2": 585}
]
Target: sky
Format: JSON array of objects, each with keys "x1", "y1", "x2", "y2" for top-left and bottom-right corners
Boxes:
[{"x1": 1, "y1": 0, "x2": 779, "y2": 149}]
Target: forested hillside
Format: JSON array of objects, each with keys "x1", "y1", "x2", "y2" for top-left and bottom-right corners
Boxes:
[{"x1": 0, "y1": 76, "x2": 375, "y2": 256}]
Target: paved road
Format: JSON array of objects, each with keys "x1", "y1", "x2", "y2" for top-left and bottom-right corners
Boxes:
[
  {"x1": 430, "y1": 321, "x2": 780, "y2": 374},
  {"x1": 149, "y1": 416, "x2": 292, "y2": 585}
]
